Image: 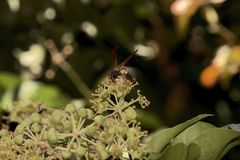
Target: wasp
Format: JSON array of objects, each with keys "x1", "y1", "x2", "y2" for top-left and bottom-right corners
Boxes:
[{"x1": 109, "y1": 47, "x2": 138, "y2": 84}]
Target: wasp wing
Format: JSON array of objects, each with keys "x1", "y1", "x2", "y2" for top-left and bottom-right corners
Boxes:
[{"x1": 118, "y1": 49, "x2": 138, "y2": 69}]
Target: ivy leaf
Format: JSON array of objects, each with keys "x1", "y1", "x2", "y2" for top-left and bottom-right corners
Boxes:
[
  {"x1": 160, "y1": 143, "x2": 188, "y2": 160},
  {"x1": 32, "y1": 84, "x2": 69, "y2": 108},
  {"x1": 217, "y1": 138, "x2": 240, "y2": 160},
  {"x1": 161, "y1": 121, "x2": 240, "y2": 160},
  {"x1": 0, "y1": 72, "x2": 20, "y2": 89},
  {"x1": 186, "y1": 143, "x2": 201, "y2": 160},
  {"x1": 191, "y1": 128, "x2": 240, "y2": 160},
  {"x1": 171, "y1": 121, "x2": 215, "y2": 145},
  {"x1": 145, "y1": 114, "x2": 213, "y2": 154},
  {"x1": 159, "y1": 143, "x2": 201, "y2": 160}
]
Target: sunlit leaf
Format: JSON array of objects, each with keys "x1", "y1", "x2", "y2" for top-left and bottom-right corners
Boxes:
[
  {"x1": 32, "y1": 84, "x2": 69, "y2": 108},
  {"x1": 0, "y1": 87, "x2": 17, "y2": 111},
  {"x1": 172, "y1": 121, "x2": 215, "y2": 145},
  {"x1": 0, "y1": 72, "x2": 20, "y2": 88}
]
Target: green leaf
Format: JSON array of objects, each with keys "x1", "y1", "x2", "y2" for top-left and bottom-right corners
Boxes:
[
  {"x1": 145, "y1": 114, "x2": 213, "y2": 154},
  {"x1": 172, "y1": 121, "x2": 215, "y2": 145},
  {"x1": 186, "y1": 143, "x2": 201, "y2": 160},
  {"x1": 160, "y1": 143, "x2": 188, "y2": 160},
  {"x1": 191, "y1": 128, "x2": 240, "y2": 160},
  {"x1": 0, "y1": 72, "x2": 21, "y2": 111},
  {"x1": 0, "y1": 87, "x2": 16, "y2": 111},
  {"x1": 32, "y1": 84, "x2": 69, "y2": 108},
  {"x1": 172, "y1": 122, "x2": 240, "y2": 160},
  {"x1": 0, "y1": 72, "x2": 20, "y2": 88},
  {"x1": 159, "y1": 143, "x2": 201, "y2": 160},
  {"x1": 1, "y1": 79, "x2": 69, "y2": 110},
  {"x1": 217, "y1": 138, "x2": 240, "y2": 160}
]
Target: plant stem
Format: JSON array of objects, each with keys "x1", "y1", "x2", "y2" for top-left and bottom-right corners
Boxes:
[
  {"x1": 60, "y1": 61, "x2": 91, "y2": 99},
  {"x1": 45, "y1": 39, "x2": 91, "y2": 100}
]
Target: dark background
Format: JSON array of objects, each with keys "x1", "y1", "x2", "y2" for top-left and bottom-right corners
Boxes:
[{"x1": 0, "y1": 0, "x2": 240, "y2": 159}]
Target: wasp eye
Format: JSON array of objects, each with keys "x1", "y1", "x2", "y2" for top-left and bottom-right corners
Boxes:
[{"x1": 125, "y1": 71, "x2": 136, "y2": 83}]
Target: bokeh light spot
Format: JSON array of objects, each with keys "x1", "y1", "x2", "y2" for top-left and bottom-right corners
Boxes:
[
  {"x1": 134, "y1": 44, "x2": 156, "y2": 60},
  {"x1": 7, "y1": 0, "x2": 20, "y2": 12},
  {"x1": 81, "y1": 21, "x2": 98, "y2": 37},
  {"x1": 44, "y1": 8, "x2": 56, "y2": 20}
]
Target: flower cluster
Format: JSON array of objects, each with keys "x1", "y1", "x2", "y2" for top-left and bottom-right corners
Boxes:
[
  {"x1": 0, "y1": 74, "x2": 150, "y2": 159},
  {"x1": 89, "y1": 76, "x2": 150, "y2": 159},
  {"x1": 3, "y1": 100, "x2": 40, "y2": 124}
]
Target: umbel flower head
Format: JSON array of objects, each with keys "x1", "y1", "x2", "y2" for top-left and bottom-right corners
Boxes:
[
  {"x1": 0, "y1": 73, "x2": 150, "y2": 159},
  {"x1": 89, "y1": 75, "x2": 150, "y2": 159}
]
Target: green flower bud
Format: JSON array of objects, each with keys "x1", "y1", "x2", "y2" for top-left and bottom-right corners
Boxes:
[
  {"x1": 0, "y1": 129, "x2": 8, "y2": 137},
  {"x1": 104, "y1": 117, "x2": 116, "y2": 128},
  {"x1": 109, "y1": 127, "x2": 116, "y2": 135},
  {"x1": 42, "y1": 131, "x2": 48, "y2": 140},
  {"x1": 131, "y1": 150, "x2": 143, "y2": 159},
  {"x1": 31, "y1": 123, "x2": 41, "y2": 134},
  {"x1": 24, "y1": 139, "x2": 34, "y2": 146},
  {"x1": 116, "y1": 91, "x2": 123, "y2": 98},
  {"x1": 65, "y1": 104, "x2": 76, "y2": 113},
  {"x1": 115, "y1": 125, "x2": 126, "y2": 134},
  {"x1": 15, "y1": 125, "x2": 25, "y2": 134},
  {"x1": 63, "y1": 120, "x2": 73, "y2": 131},
  {"x1": 61, "y1": 150, "x2": 72, "y2": 159},
  {"x1": 127, "y1": 128, "x2": 139, "y2": 138},
  {"x1": 96, "y1": 142, "x2": 109, "y2": 160},
  {"x1": 14, "y1": 134, "x2": 24, "y2": 145},
  {"x1": 30, "y1": 113, "x2": 41, "y2": 122},
  {"x1": 51, "y1": 111, "x2": 62, "y2": 124},
  {"x1": 127, "y1": 137, "x2": 139, "y2": 149},
  {"x1": 98, "y1": 102, "x2": 108, "y2": 113},
  {"x1": 78, "y1": 108, "x2": 87, "y2": 117},
  {"x1": 98, "y1": 131, "x2": 113, "y2": 144},
  {"x1": 124, "y1": 107, "x2": 137, "y2": 120},
  {"x1": 76, "y1": 146, "x2": 87, "y2": 156},
  {"x1": 84, "y1": 125, "x2": 97, "y2": 136},
  {"x1": 42, "y1": 118, "x2": 52, "y2": 126},
  {"x1": 47, "y1": 128, "x2": 58, "y2": 144},
  {"x1": 22, "y1": 119, "x2": 31, "y2": 127},
  {"x1": 94, "y1": 115, "x2": 104, "y2": 125},
  {"x1": 72, "y1": 142, "x2": 78, "y2": 149},
  {"x1": 109, "y1": 144, "x2": 123, "y2": 158},
  {"x1": 100, "y1": 91, "x2": 109, "y2": 100},
  {"x1": 87, "y1": 109, "x2": 94, "y2": 119}
]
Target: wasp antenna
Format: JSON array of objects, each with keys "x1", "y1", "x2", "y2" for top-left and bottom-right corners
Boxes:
[
  {"x1": 118, "y1": 49, "x2": 138, "y2": 69},
  {"x1": 111, "y1": 47, "x2": 119, "y2": 69}
]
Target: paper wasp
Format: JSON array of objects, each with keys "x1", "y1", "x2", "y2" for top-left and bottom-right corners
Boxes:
[{"x1": 109, "y1": 47, "x2": 138, "y2": 84}]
